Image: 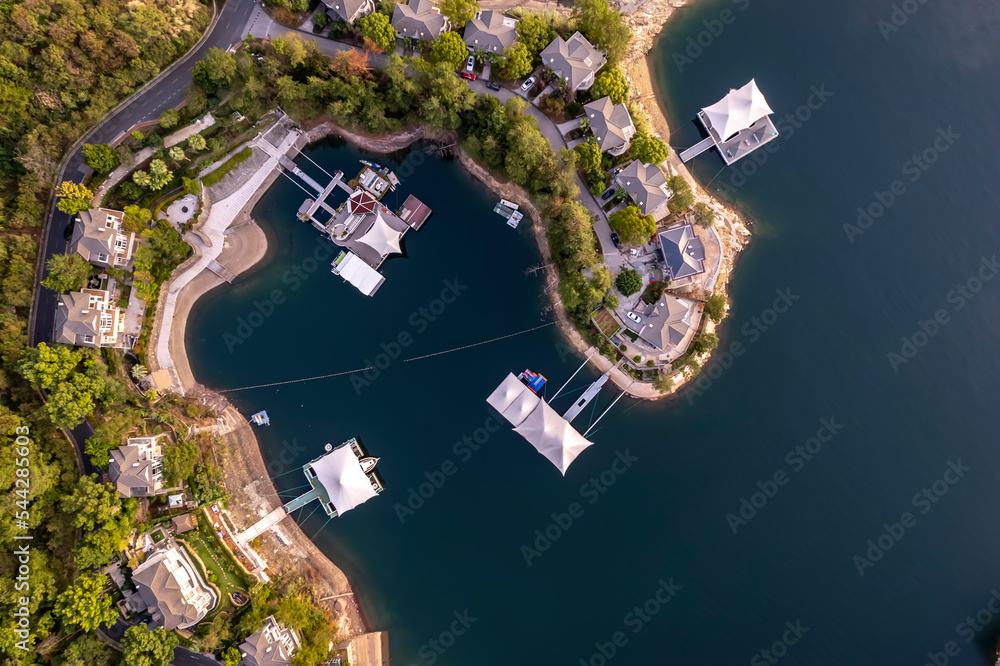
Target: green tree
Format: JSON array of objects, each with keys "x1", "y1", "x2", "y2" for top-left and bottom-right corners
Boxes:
[
  {"x1": 653, "y1": 371, "x2": 673, "y2": 394},
  {"x1": 693, "y1": 201, "x2": 715, "y2": 229},
  {"x1": 667, "y1": 175, "x2": 694, "y2": 215},
  {"x1": 202, "y1": 48, "x2": 237, "y2": 89},
  {"x1": 41, "y1": 254, "x2": 94, "y2": 294},
  {"x1": 187, "y1": 134, "x2": 207, "y2": 152},
  {"x1": 704, "y1": 293, "x2": 725, "y2": 323},
  {"x1": 158, "y1": 108, "x2": 179, "y2": 129},
  {"x1": 629, "y1": 132, "x2": 668, "y2": 165},
  {"x1": 440, "y1": 0, "x2": 479, "y2": 28},
  {"x1": 121, "y1": 625, "x2": 178, "y2": 666},
  {"x1": 54, "y1": 573, "x2": 117, "y2": 631},
  {"x1": 168, "y1": 146, "x2": 185, "y2": 161},
  {"x1": 123, "y1": 205, "x2": 152, "y2": 233},
  {"x1": 515, "y1": 12, "x2": 557, "y2": 59},
  {"x1": 500, "y1": 43, "x2": 533, "y2": 79},
  {"x1": 608, "y1": 204, "x2": 656, "y2": 245},
  {"x1": 61, "y1": 633, "x2": 118, "y2": 666},
  {"x1": 85, "y1": 408, "x2": 142, "y2": 469},
  {"x1": 131, "y1": 130, "x2": 146, "y2": 142},
  {"x1": 61, "y1": 475, "x2": 122, "y2": 531},
  {"x1": 615, "y1": 268, "x2": 642, "y2": 296},
  {"x1": 428, "y1": 31, "x2": 467, "y2": 69},
  {"x1": 120, "y1": 181, "x2": 143, "y2": 200},
  {"x1": 574, "y1": 139, "x2": 602, "y2": 176},
  {"x1": 148, "y1": 159, "x2": 173, "y2": 191},
  {"x1": 223, "y1": 646, "x2": 241, "y2": 666},
  {"x1": 313, "y1": 9, "x2": 328, "y2": 29},
  {"x1": 690, "y1": 332, "x2": 719, "y2": 355},
  {"x1": 133, "y1": 170, "x2": 151, "y2": 188},
  {"x1": 162, "y1": 439, "x2": 200, "y2": 486},
  {"x1": 357, "y1": 12, "x2": 396, "y2": 53},
  {"x1": 573, "y1": 0, "x2": 629, "y2": 64},
  {"x1": 183, "y1": 177, "x2": 202, "y2": 196},
  {"x1": 56, "y1": 181, "x2": 93, "y2": 215},
  {"x1": 82, "y1": 144, "x2": 121, "y2": 174},
  {"x1": 591, "y1": 67, "x2": 629, "y2": 104},
  {"x1": 558, "y1": 267, "x2": 611, "y2": 324}
]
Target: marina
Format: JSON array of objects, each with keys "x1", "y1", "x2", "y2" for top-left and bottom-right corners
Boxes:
[{"x1": 679, "y1": 79, "x2": 779, "y2": 165}]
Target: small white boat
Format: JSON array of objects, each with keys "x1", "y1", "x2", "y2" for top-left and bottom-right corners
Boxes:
[{"x1": 360, "y1": 456, "x2": 380, "y2": 474}]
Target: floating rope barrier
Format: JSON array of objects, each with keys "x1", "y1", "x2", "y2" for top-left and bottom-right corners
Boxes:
[{"x1": 401, "y1": 321, "x2": 556, "y2": 363}]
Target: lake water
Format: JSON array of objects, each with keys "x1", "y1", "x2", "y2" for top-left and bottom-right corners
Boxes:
[{"x1": 188, "y1": 1, "x2": 1000, "y2": 662}]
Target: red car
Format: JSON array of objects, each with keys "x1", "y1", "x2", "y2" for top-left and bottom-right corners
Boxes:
[{"x1": 461, "y1": 72, "x2": 476, "y2": 81}]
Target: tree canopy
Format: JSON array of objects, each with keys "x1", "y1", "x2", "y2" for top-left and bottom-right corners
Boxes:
[
  {"x1": 705, "y1": 293, "x2": 726, "y2": 322},
  {"x1": 441, "y1": 0, "x2": 480, "y2": 28},
  {"x1": 121, "y1": 625, "x2": 179, "y2": 666},
  {"x1": 56, "y1": 182, "x2": 93, "y2": 215},
  {"x1": 41, "y1": 254, "x2": 95, "y2": 294},
  {"x1": 158, "y1": 108, "x2": 180, "y2": 129},
  {"x1": 591, "y1": 68, "x2": 630, "y2": 104},
  {"x1": 609, "y1": 205, "x2": 656, "y2": 245},
  {"x1": 54, "y1": 572, "x2": 118, "y2": 631},
  {"x1": 629, "y1": 132, "x2": 669, "y2": 166},
  {"x1": 573, "y1": 0, "x2": 629, "y2": 64},
  {"x1": 616, "y1": 268, "x2": 642, "y2": 296},
  {"x1": 667, "y1": 175, "x2": 694, "y2": 215},
  {"x1": 82, "y1": 144, "x2": 121, "y2": 174},
  {"x1": 429, "y1": 31, "x2": 469, "y2": 69},
  {"x1": 357, "y1": 12, "x2": 397, "y2": 53},
  {"x1": 500, "y1": 43, "x2": 533, "y2": 80},
  {"x1": 693, "y1": 201, "x2": 715, "y2": 229},
  {"x1": 162, "y1": 439, "x2": 200, "y2": 487},
  {"x1": 515, "y1": 12, "x2": 558, "y2": 59}
]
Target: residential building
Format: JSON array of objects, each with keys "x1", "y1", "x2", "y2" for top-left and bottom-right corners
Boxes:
[
  {"x1": 657, "y1": 223, "x2": 706, "y2": 281},
  {"x1": 322, "y1": 0, "x2": 374, "y2": 24},
  {"x1": 583, "y1": 96, "x2": 635, "y2": 155},
  {"x1": 540, "y1": 31, "x2": 607, "y2": 91},
  {"x1": 626, "y1": 294, "x2": 697, "y2": 352},
  {"x1": 462, "y1": 10, "x2": 517, "y2": 54},
  {"x1": 109, "y1": 435, "x2": 169, "y2": 498},
  {"x1": 130, "y1": 544, "x2": 217, "y2": 630},
  {"x1": 392, "y1": 0, "x2": 449, "y2": 40},
  {"x1": 54, "y1": 287, "x2": 126, "y2": 348},
  {"x1": 70, "y1": 208, "x2": 135, "y2": 269},
  {"x1": 240, "y1": 616, "x2": 301, "y2": 666},
  {"x1": 615, "y1": 160, "x2": 673, "y2": 217}
]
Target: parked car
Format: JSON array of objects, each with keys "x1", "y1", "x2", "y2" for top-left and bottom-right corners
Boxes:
[
  {"x1": 627, "y1": 312, "x2": 642, "y2": 323},
  {"x1": 601, "y1": 188, "x2": 615, "y2": 201},
  {"x1": 611, "y1": 232, "x2": 621, "y2": 248},
  {"x1": 486, "y1": 81, "x2": 501, "y2": 91},
  {"x1": 461, "y1": 72, "x2": 476, "y2": 81},
  {"x1": 521, "y1": 76, "x2": 537, "y2": 92},
  {"x1": 466, "y1": 55, "x2": 475, "y2": 72}
]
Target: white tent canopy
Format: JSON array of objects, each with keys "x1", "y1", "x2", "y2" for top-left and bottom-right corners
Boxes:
[
  {"x1": 513, "y1": 400, "x2": 594, "y2": 475},
  {"x1": 701, "y1": 79, "x2": 774, "y2": 141},
  {"x1": 308, "y1": 444, "x2": 378, "y2": 515},
  {"x1": 486, "y1": 373, "x2": 540, "y2": 426},
  {"x1": 357, "y1": 213, "x2": 402, "y2": 257},
  {"x1": 337, "y1": 252, "x2": 384, "y2": 296}
]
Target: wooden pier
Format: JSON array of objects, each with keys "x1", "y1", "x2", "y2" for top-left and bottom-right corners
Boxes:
[
  {"x1": 207, "y1": 260, "x2": 236, "y2": 283},
  {"x1": 679, "y1": 136, "x2": 715, "y2": 163}
]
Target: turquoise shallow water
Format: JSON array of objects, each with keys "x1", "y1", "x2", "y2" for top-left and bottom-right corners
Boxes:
[{"x1": 189, "y1": 1, "x2": 1000, "y2": 662}]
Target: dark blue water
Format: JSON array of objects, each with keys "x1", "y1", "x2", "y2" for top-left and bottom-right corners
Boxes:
[{"x1": 188, "y1": 1, "x2": 1000, "y2": 661}]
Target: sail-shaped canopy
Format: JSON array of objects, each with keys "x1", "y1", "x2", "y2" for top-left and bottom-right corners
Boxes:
[
  {"x1": 308, "y1": 444, "x2": 378, "y2": 515},
  {"x1": 486, "y1": 373, "x2": 540, "y2": 426},
  {"x1": 512, "y1": 400, "x2": 594, "y2": 475},
  {"x1": 357, "y1": 213, "x2": 402, "y2": 257},
  {"x1": 701, "y1": 79, "x2": 774, "y2": 141}
]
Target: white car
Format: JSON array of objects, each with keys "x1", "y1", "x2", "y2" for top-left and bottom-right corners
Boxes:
[
  {"x1": 627, "y1": 312, "x2": 642, "y2": 324},
  {"x1": 466, "y1": 55, "x2": 475, "y2": 72},
  {"x1": 521, "y1": 76, "x2": 536, "y2": 92}
]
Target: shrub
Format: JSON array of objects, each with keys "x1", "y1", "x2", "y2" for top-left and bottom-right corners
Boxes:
[
  {"x1": 633, "y1": 355, "x2": 641, "y2": 363},
  {"x1": 646, "y1": 360, "x2": 655, "y2": 367},
  {"x1": 615, "y1": 269, "x2": 642, "y2": 296},
  {"x1": 202, "y1": 147, "x2": 252, "y2": 188},
  {"x1": 705, "y1": 293, "x2": 725, "y2": 322}
]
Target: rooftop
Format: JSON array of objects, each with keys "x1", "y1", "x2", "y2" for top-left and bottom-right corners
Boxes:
[
  {"x1": 392, "y1": 0, "x2": 448, "y2": 39},
  {"x1": 463, "y1": 10, "x2": 517, "y2": 53},
  {"x1": 583, "y1": 96, "x2": 635, "y2": 155},
  {"x1": 658, "y1": 223, "x2": 706, "y2": 281},
  {"x1": 132, "y1": 543, "x2": 217, "y2": 630},
  {"x1": 616, "y1": 161, "x2": 673, "y2": 216},
  {"x1": 540, "y1": 31, "x2": 607, "y2": 90}
]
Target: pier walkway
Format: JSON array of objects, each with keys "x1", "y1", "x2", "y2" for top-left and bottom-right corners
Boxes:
[
  {"x1": 680, "y1": 137, "x2": 715, "y2": 163},
  {"x1": 237, "y1": 488, "x2": 318, "y2": 544},
  {"x1": 207, "y1": 260, "x2": 236, "y2": 282}
]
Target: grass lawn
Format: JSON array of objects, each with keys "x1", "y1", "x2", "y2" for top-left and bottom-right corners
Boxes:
[{"x1": 178, "y1": 531, "x2": 249, "y2": 615}]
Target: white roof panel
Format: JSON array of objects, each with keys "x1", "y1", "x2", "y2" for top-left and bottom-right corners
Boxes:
[
  {"x1": 309, "y1": 445, "x2": 378, "y2": 515},
  {"x1": 701, "y1": 79, "x2": 774, "y2": 141},
  {"x1": 513, "y1": 400, "x2": 594, "y2": 475},
  {"x1": 338, "y1": 253, "x2": 385, "y2": 296}
]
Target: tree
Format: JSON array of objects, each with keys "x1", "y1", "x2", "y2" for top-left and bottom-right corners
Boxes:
[
  {"x1": 573, "y1": 0, "x2": 629, "y2": 64},
  {"x1": 187, "y1": 134, "x2": 207, "y2": 152},
  {"x1": 693, "y1": 201, "x2": 715, "y2": 229},
  {"x1": 123, "y1": 205, "x2": 152, "y2": 232},
  {"x1": 148, "y1": 159, "x2": 173, "y2": 190},
  {"x1": 61, "y1": 476, "x2": 122, "y2": 531},
  {"x1": 56, "y1": 181, "x2": 93, "y2": 215},
  {"x1": 121, "y1": 625, "x2": 178, "y2": 666},
  {"x1": 653, "y1": 371, "x2": 673, "y2": 394},
  {"x1": 183, "y1": 177, "x2": 202, "y2": 196},
  {"x1": 574, "y1": 139, "x2": 602, "y2": 176},
  {"x1": 667, "y1": 175, "x2": 694, "y2": 214},
  {"x1": 428, "y1": 31, "x2": 467, "y2": 69},
  {"x1": 158, "y1": 108, "x2": 179, "y2": 129},
  {"x1": 629, "y1": 132, "x2": 668, "y2": 165},
  {"x1": 41, "y1": 254, "x2": 94, "y2": 293},
  {"x1": 691, "y1": 332, "x2": 719, "y2": 355},
  {"x1": 202, "y1": 47, "x2": 237, "y2": 89},
  {"x1": 131, "y1": 130, "x2": 146, "y2": 142},
  {"x1": 591, "y1": 67, "x2": 629, "y2": 104},
  {"x1": 162, "y1": 439, "x2": 200, "y2": 486},
  {"x1": 54, "y1": 573, "x2": 117, "y2": 631},
  {"x1": 132, "y1": 364, "x2": 148, "y2": 379},
  {"x1": 516, "y1": 12, "x2": 557, "y2": 59},
  {"x1": 608, "y1": 205, "x2": 656, "y2": 245},
  {"x1": 357, "y1": 13, "x2": 396, "y2": 53},
  {"x1": 223, "y1": 646, "x2": 241, "y2": 666},
  {"x1": 705, "y1": 293, "x2": 725, "y2": 323},
  {"x1": 61, "y1": 633, "x2": 118, "y2": 666},
  {"x1": 18, "y1": 344, "x2": 108, "y2": 429},
  {"x1": 313, "y1": 9, "x2": 328, "y2": 29},
  {"x1": 168, "y1": 146, "x2": 185, "y2": 161},
  {"x1": 133, "y1": 170, "x2": 151, "y2": 188},
  {"x1": 559, "y1": 267, "x2": 611, "y2": 324},
  {"x1": 616, "y1": 268, "x2": 642, "y2": 296},
  {"x1": 82, "y1": 144, "x2": 120, "y2": 174},
  {"x1": 120, "y1": 181, "x2": 143, "y2": 200},
  {"x1": 440, "y1": 0, "x2": 479, "y2": 28},
  {"x1": 500, "y1": 43, "x2": 533, "y2": 79}
]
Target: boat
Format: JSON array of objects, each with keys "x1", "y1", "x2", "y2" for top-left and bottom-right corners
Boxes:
[
  {"x1": 518, "y1": 369, "x2": 547, "y2": 393},
  {"x1": 251, "y1": 410, "x2": 270, "y2": 426},
  {"x1": 360, "y1": 456, "x2": 380, "y2": 474},
  {"x1": 508, "y1": 210, "x2": 523, "y2": 228}
]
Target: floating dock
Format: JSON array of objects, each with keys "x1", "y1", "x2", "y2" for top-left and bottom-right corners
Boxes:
[
  {"x1": 332, "y1": 250, "x2": 385, "y2": 296},
  {"x1": 399, "y1": 194, "x2": 432, "y2": 230},
  {"x1": 680, "y1": 79, "x2": 780, "y2": 166},
  {"x1": 251, "y1": 410, "x2": 270, "y2": 426}
]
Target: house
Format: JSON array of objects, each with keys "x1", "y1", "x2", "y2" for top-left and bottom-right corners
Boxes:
[
  {"x1": 657, "y1": 224, "x2": 706, "y2": 281},
  {"x1": 539, "y1": 31, "x2": 607, "y2": 91},
  {"x1": 171, "y1": 513, "x2": 197, "y2": 534},
  {"x1": 583, "y1": 96, "x2": 635, "y2": 156},
  {"x1": 339, "y1": 631, "x2": 390, "y2": 666},
  {"x1": 54, "y1": 287, "x2": 126, "y2": 348},
  {"x1": 322, "y1": 0, "x2": 374, "y2": 24},
  {"x1": 462, "y1": 10, "x2": 517, "y2": 54},
  {"x1": 392, "y1": 0, "x2": 449, "y2": 40},
  {"x1": 109, "y1": 435, "x2": 169, "y2": 498},
  {"x1": 130, "y1": 544, "x2": 217, "y2": 630},
  {"x1": 615, "y1": 160, "x2": 673, "y2": 217},
  {"x1": 70, "y1": 208, "x2": 135, "y2": 269},
  {"x1": 240, "y1": 616, "x2": 301, "y2": 666},
  {"x1": 626, "y1": 294, "x2": 697, "y2": 352}
]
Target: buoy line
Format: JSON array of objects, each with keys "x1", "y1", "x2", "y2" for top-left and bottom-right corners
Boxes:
[{"x1": 401, "y1": 321, "x2": 556, "y2": 363}]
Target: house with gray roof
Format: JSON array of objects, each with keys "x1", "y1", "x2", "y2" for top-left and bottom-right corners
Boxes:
[
  {"x1": 240, "y1": 615, "x2": 301, "y2": 666},
  {"x1": 392, "y1": 0, "x2": 449, "y2": 40},
  {"x1": 55, "y1": 287, "x2": 126, "y2": 348},
  {"x1": 70, "y1": 208, "x2": 135, "y2": 269},
  {"x1": 540, "y1": 31, "x2": 607, "y2": 91},
  {"x1": 322, "y1": 0, "x2": 374, "y2": 24},
  {"x1": 131, "y1": 543, "x2": 217, "y2": 630},
  {"x1": 583, "y1": 96, "x2": 635, "y2": 156},
  {"x1": 658, "y1": 223, "x2": 706, "y2": 281},
  {"x1": 109, "y1": 435, "x2": 170, "y2": 498},
  {"x1": 615, "y1": 160, "x2": 673, "y2": 217},
  {"x1": 463, "y1": 10, "x2": 517, "y2": 54},
  {"x1": 625, "y1": 294, "x2": 697, "y2": 351}
]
